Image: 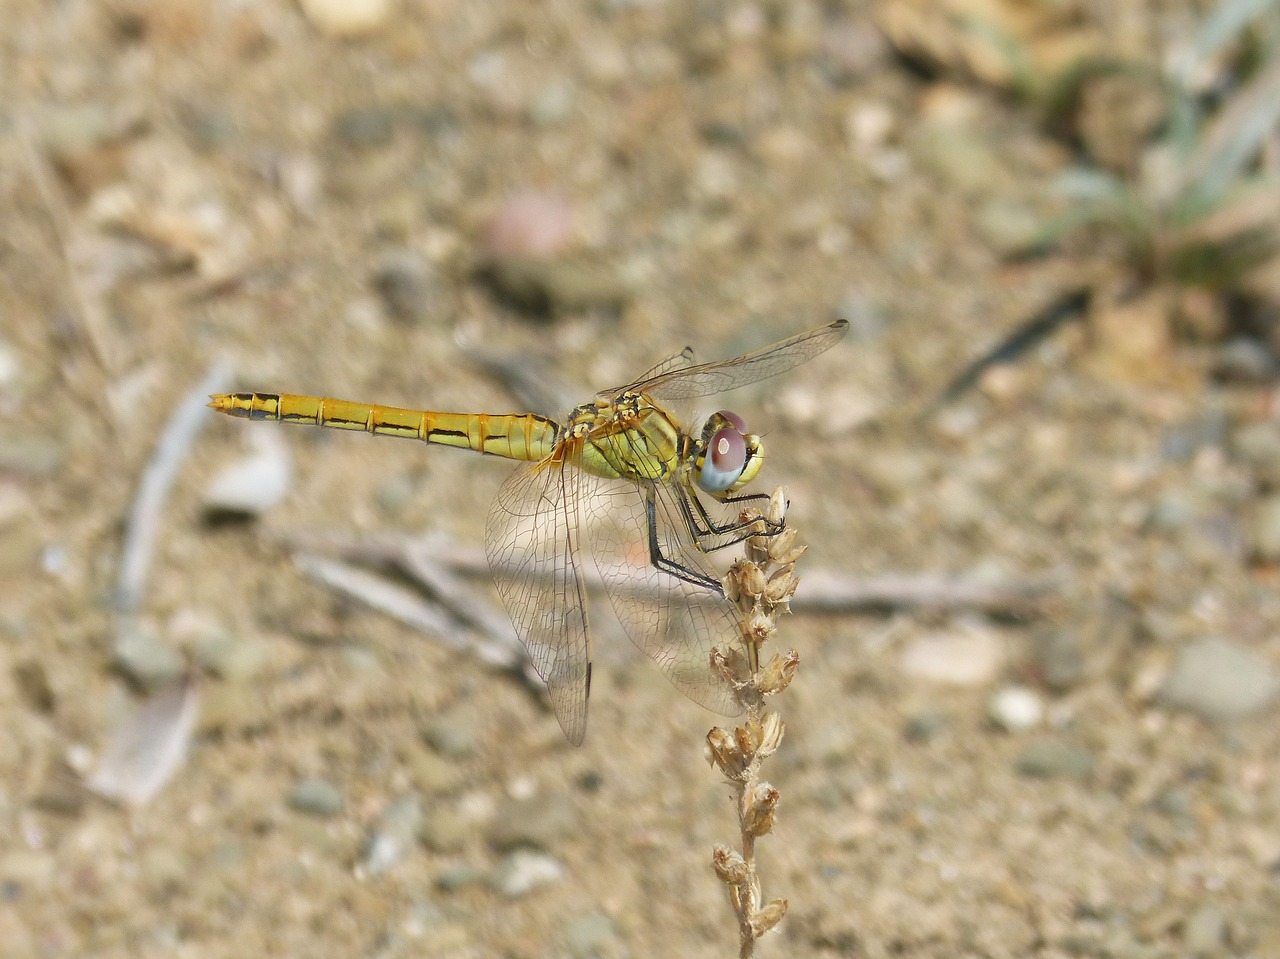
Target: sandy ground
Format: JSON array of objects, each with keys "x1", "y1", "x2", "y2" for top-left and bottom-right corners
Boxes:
[{"x1": 1, "y1": 2, "x2": 1278, "y2": 957}]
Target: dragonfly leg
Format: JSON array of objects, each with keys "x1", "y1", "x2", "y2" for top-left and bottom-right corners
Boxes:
[
  {"x1": 678, "y1": 486, "x2": 784, "y2": 553},
  {"x1": 644, "y1": 489, "x2": 724, "y2": 593}
]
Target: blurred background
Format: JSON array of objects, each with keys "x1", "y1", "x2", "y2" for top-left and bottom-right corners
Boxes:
[{"x1": 3, "y1": 0, "x2": 1280, "y2": 956}]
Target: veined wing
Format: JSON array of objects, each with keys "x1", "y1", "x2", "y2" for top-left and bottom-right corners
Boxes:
[
  {"x1": 599, "y1": 346, "x2": 696, "y2": 399},
  {"x1": 612, "y1": 319, "x2": 849, "y2": 401},
  {"x1": 485, "y1": 450, "x2": 593, "y2": 746},
  {"x1": 582, "y1": 474, "x2": 742, "y2": 719}
]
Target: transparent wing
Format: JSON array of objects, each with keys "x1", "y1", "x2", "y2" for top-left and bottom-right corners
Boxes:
[
  {"x1": 599, "y1": 345, "x2": 696, "y2": 399},
  {"x1": 485, "y1": 456, "x2": 592, "y2": 745},
  {"x1": 582, "y1": 475, "x2": 742, "y2": 719},
  {"x1": 609, "y1": 319, "x2": 849, "y2": 401}
]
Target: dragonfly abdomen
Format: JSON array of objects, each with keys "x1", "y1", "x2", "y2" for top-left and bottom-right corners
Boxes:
[{"x1": 209, "y1": 392, "x2": 559, "y2": 462}]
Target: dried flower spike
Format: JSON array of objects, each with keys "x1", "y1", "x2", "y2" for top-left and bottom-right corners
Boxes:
[{"x1": 708, "y1": 486, "x2": 807, "y2": 956}]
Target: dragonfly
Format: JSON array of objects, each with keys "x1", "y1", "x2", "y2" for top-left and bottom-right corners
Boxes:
[{"x1": 210, "y1": 320, "x2": 847, "y2": 744}]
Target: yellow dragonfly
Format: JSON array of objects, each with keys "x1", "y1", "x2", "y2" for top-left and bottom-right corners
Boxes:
[{"x1": 210, "y1": 320, "x2": 847, "y2": 744}]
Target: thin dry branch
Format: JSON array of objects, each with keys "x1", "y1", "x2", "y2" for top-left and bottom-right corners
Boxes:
[
  {"x1": 275, "y1": 528, "x2": 1055, "y2": 615},
  {"x1": 117, "y1": 359, "x2": 233, "y2": 619}
]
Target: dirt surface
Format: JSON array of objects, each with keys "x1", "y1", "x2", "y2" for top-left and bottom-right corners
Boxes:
[{"x1": 2, "y1": 2, "x2": 1279, "y2": 957}]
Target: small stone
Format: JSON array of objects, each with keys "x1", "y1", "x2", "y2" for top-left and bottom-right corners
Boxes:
[
  {"x1": 484, "y1": 191, "x2": 575, "y2": 259},
  {"x1": 420, "y1": 714, "x2": 476, "y2": 760},
  {"x1": 900, "y1": 621, "x2": 1003, "y2": 686},
  {"x1": 203, "y1": 432, "x2": 290, "y2": 517},
  {"x1": 375, "y1": 472, "x2": 416, "y2": 515},
  {"x1": 1032, "y1": 628, "x2": 1086, "y2": 691},
  {"x1": 0, "y1": 434, "x2": 66, "y2": 478},
  {"x1": 12, "y1": 659, "x2": 55, "y2": 713},
  {"x1": 903, "y1": 709, "x2": 948, "y2": 743},
  {"x1": 1145, "y1": 490, "x2": 1198, "y2": 533},
  {"x1": 1212, "y1": 337, "x2": 1276, "y2": 383},
  {"x1": 372, "y1": 248, "x2": 437, "y2": 324},
  {"x1": 1233, "y1": 421, "x2": 1280, "y2": 483},
  {"x1": 988, "y1": 685, "x2": 1044, "y2": 732},
  {"x1": 975, "y1": 197, "x2": 1042, "y2": 256},
  {"x1": 565, "y1": 911, "x2": 621, "y2": 959},
  {"x1": 362, "y1": 794, "x2": 425, "y2": 876},
  {"x1": 419, "y1": 806, "x2": 469, "y2": 853},
  {"x1": 490, "y1": 850, "x2": 564, "y2": 898},
  {"x1": 1157, "y1": 636, "x2": 1279, "y2": 722},
  {"x1": 485, "y1": 795, "x2": 577, "y2": 852},
  {"x1": 0, "y1": 489, "x2": 41, "y2": 574},
  {"x1": 288, "y1": 777, "x2": 345, "y2": 818},
  {"x1": 113, "y1": 626, "x2": 185, "y2": 693},
  {"x1": 175, "y1": 612, "x2": 263, "y2": 681},
  {"x1": 298, "y1": 0, "x2": 392, "y2": 38},
  {"x1": 1014, "y1": 740, "x2": 1094, "y2": 780},
  {"x1": 1250, "y1": 494, "x2": 1280, "y2": 562},
  {"x1": 1183, "y1": 904, "x2": 1226, "y2": 955},
  {"x1": 332, "y1": 107, "x2": 396, "y2": 148},
  {"x1": 434, "y1": 863, "x2": 487, "y2": 892},
  {"x1": 477, "y1": 256, "x2": 630, "y2": 316}
]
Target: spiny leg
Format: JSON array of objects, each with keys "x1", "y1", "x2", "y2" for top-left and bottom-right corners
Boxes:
[
  {"x1": 676, "y1": 485, "x2": 784, "y2": 553},
  {"x1": 644, "y1": 488, "x2": 725, "y2": 593}
]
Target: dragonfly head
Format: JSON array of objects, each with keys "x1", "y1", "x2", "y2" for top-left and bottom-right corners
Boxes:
[{"x1": 694, "y1": 410, "x2": 764, "y2": 497}]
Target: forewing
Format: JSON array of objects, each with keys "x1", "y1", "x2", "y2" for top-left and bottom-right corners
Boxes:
[
  {"x1": 628, "y1": 319, "x2": 849, "y2": 401},
  {"x1": 485, "y1": 456, "x2": 592, "y2": 745},
  {"x1": 583, "y1": 476, "x2": 742, "y2": 719},
  {"x1": 598, "y1": 345, "x2": 696, "y2": 399}
]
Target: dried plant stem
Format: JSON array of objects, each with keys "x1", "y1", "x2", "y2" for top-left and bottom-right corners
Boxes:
[{"x1": 708, "y1": 488, "x2": 804, "y2": 957}]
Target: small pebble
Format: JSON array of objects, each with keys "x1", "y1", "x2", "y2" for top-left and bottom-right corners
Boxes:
[
  {"x1": 434, "y1": 863, "x2": 487, "y2": 892},
  {"x1": 1157, "y1": 636, "x2": 1278, "y2": 722},
  {"x1": 1249, "y1": 494, "x2": 1280, "y2": 563},
  {"x1": 485, "y1": 795, "x2": 577, "y2": 852},
  {"x1": 363, "y1": 794, "x2": 425, "y2": 876},
  {"x1": 565, "y1": 911, "x2": 621, "y2": 959},
  {"x1": 421, "y1": 714, "x2": 477, "y2": 760},
  {"x1": 1212, "y1": 336, "x2": 1276, "y2": 382},
  {"x1": 1232, "y1": 421, "x2": 1280, "y2": 482},
  {"x1": 477, "y1": 256, "x2": 630, "y2": 316},
  {"x1": 900, "y1": 622, "x2": 1003, "y2": 686},
  {"x1": 1032, "y1": 628, "x2": 1086, "y2": 691},
  {"x1": 298, "y1": 0, "x2": 392, "y2": 38},
  {"x1": 491, "y1": 850, "x2": 564, "y2": 898},
  {"x1": 419, "y1": 806, "x2": 469, "y2": 853},
  {"x1": 485, "y1": 191, "x2": 575, "y2": 259},
  {"x1": 988, "y1": 685, "x2": 1044, "y2": 732},
  {"x1": 372, "y1": 248, "x2": 437, "y2": 324},
  {"x1": 0, "y1": 434, "x2": 66, "y2": 478},
  {"x1": 1183, "y1": 903, "x2": 1226, "y2": 954},
  {"x1": 203, "y1": 432, "x2": 291, "y2": 517},
  {"x1": 288, "y1": 777, "x2": 345, "y2": 818},
  {"x1": 12, "y1": 659, "x2": 55, "y2": 713},
  {"x1": 1014, "y1": 739, "x2": 1094, "y2": 779},
  {"x1": 903, "y1": 709, "x2": 948, "y2": 743},
  {"x1": 113, "y1": 626, "x2": 185, "y2": 692},
  {"x1": 332, "y1": 107, "x2": 396, "y2": 148}
]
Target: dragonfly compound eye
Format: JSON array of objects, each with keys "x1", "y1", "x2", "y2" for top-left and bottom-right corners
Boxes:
[{"x1": 697, "y1": 425, "x2": 747, "y2": 493}]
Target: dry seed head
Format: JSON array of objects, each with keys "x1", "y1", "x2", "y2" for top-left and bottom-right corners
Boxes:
[
  {"x1": 759, "y1": 711, "x2": 785, "y2": 755},
  {"x1": 712, "y1": 844, "x2": 750, "y2": 885},
  {"x1": 743, "y1": 782, "x2": 780, "y2": 836},
  {"x1": 751, "y1": 898, "x2": 788, "y2": 937},
  {"x1": 711, "y1": 644, "x2": 748, "y2": 684},
  {"x1": 734, "y1": 718, "x2": 764, "y2": 757},
  {"x1": 746, "y1": 609, "x2": 775, "y2": 643},
  {"x1": 767, "y1": 487, "x2": 788, "y2": 526},
  {"x1": 740, "y1": 562, "x2": 768, "y2": 599},
  {"x1": 706, "y1": 726, "x2": 747, "y2": 778},
  {"x1": 758, "y1": 650, "x2": 799, "y2": 695},
  {"x1": 766, "y1": 526, "x2": 799, "y2": 564},
  {"x1": 764, "y1": 565, "x2": 799, "y2": 606}
]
